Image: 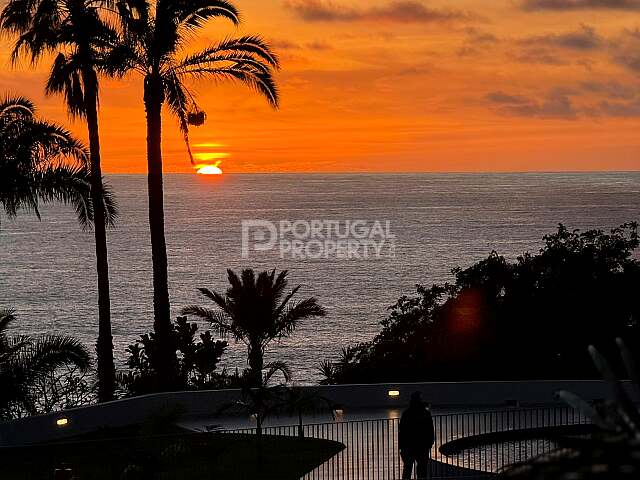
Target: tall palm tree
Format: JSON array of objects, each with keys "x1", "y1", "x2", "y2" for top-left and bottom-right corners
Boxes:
[
  {"x1": 0, "y1": 309, "x2": 91, "y2": 419},
  {"x1": 0, "y1": 95, "x2": 96, "y2": 225},
  {"x1": 1, "y1": 0, "x2": 121, "y2": 401},
  {"x1": 115, "y1": 0, "x2": 280, "y2": 388},
  {"x1": 182, "y1": 269, "x2": 326, "y2": 387}
]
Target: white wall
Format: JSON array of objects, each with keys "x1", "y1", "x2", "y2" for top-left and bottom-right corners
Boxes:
[{"x1": 0, "y1": 380, "x2": 630, "y2": 446}]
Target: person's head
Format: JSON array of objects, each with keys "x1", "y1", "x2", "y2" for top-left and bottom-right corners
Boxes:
[{"x1": 410, "y1": 391, "x2": 424, "y2": 408}]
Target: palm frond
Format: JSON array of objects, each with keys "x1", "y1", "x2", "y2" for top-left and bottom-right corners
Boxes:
[
  {"x1": 16, "y1": 334, "x2": 92, "y2": 376},
  {"x1": 174, "y1": 0, "x2": 240, "y2": 34},
  {"x1": 0, "y1": 95, "x2": 96, "y2": 228},
  {"x1": 46, "y1": 52, "x2": 86, "y2": 118},
  {"x1": 180, "y1": 36, "x2": 279, "y2": 68},
  {"x1": 0, "y1": 95, "x2": 35, "y2": 119},
  {"x1": 0, "y1": 309, "x2": 17, "y2": 336},
  {"x1": 33, "y1": 164, "x2": 93, "y2": 229},
  {"x1": 100, "y1": 179, "x2": 119, "y2": 227},
  {"x1": 274, "y1": 298, "x2": 326, "y2": 339},
  {"x1": 163, "y1": 70, "x2": 194, "y2": 161},
  {"x1": 187, "y1": 66, "x2": 279, "y2": 108},
  {"x1": 262, "y1": 360, "x2": 291, "y2": 385},
  {"x1": 196, "y1": 288, "x2": 229, "y2": 313},
  {"x1": 181, "y1": 305, "x2": 237, "y2": 338}
]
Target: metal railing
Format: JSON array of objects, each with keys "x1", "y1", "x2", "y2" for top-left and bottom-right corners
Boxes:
[{"x1": 225, "y1": 406, "x2": 591, "y2": 480}]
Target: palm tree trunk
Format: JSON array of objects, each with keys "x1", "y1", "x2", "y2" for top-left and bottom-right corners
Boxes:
[
  {"x1": 298, "y1": 412, "x2": 304, "y2": 438},
  {"x1": 248, "y1": 342, "x2": 264, "y2": 388},
  {"x1": 82, "y1": 67, "x2": 115, "y2": 402},
  {"x1": 144, "y1": 74, "x2": 177, "y2": 389}
]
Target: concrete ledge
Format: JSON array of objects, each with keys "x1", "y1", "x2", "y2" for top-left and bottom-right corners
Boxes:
[{"x1": 0, "y1": 380, "x2": 630, "y2": 446}]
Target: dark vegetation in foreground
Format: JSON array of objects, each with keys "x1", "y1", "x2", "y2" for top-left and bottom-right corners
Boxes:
[
  {"x1": 121, "y1": 268, "x2": 324, "y2": 396},
  {"x1": 0, "y1": 427, "x2": 343, "y2": 480},
  {"x1": 321, "y1": 223, "x2": 640, "y2": 384},
  {"x1": 501, "y1": 340, "x2": 640, "y2": 479},
  {"x1": 0, "y1": 309, "x2": 91, "y2": 419}
]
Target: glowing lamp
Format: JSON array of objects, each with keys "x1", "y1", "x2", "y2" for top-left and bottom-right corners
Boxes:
[
  {"x1": 388, "y1": 390, "x2": 401, "y2": 398},
  {"x1": 56, "y1": 418, "x2": 69, "y2": 427}
]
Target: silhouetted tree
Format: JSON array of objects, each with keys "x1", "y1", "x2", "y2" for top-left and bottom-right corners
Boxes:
[
  {"x1": 220, "y1": 361, "x2": 291, "y2": 436},
  {"x1": 1, "y1": 0, "x2": 122, "y2": 401},
  {"x1": 113, "y1": 0, "x2": 280, "y2": 389},
  {"x1": 0, "y1": 95, "x2": 96, "y2": 225},
  {"x1": 322, "y1": 223, "x2": 640, "y2": 384},
  {"x1": 0, "y1": 309, "x2": 91, "y2": 419},
  {"x1": 120, "y1": 316, "x2": 228, "y2": 396},
  {"x1": 183, "y1": 269, "x2": 326, "y2": 387},
  {"x1": 280, "y1": 386, "x2": 335, "y2": 438}
]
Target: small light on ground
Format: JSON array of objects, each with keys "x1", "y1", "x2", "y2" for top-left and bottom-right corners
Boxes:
[
  {"x1": 56, "y1": 418, "x2": 69, "y2": 426},
  {"x1": 388, "y1": 390, "x2": 400, "y2": 397}
]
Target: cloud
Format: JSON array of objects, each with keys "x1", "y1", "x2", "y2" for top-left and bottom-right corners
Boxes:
[
  {"x1": 519, "y1": 24, "x2": 604, "y2": 50},
  {"x1": 306, "y1": 40, "x2": 333, "y2": 50},
  {"x1": 508, "y1": 25, "x2": 605, "y2": 65},
  {"x1": 580, "y1": 80, "x2": 637, "y2": 99},
  {"x1": 269, "y1": 39, "x2": 302, "y2": 50},
  {"x1": 509, "y1": 47, "x2": 568, "y2": 64},
  {"x1": 268, "y1": 38, "x2": 334, "y2": 51},
  {"x1": 521, "y1": 0, "x2": 640, "y2": 10},
  {"x1": 485, "y1": 89, "x2": 578, "y2": 118},
  {"x1": 486, "y1": 92, "x2": 531, "y2": 104},
  {"x1": 457, "y1": 27, "x2": 499, "y2": 56},
  {"x1": 486, "y1": 82, "x2": 640, "y2": 118},
  {"x1": 598, "y1": 99, "x2": 640, "y2": 116},
  {"x1": 283, "y1": 0, "x2": 480, "y2": 23},
  {"x1": 611, "y1": 28, "x2": 640, "y2": 72}
]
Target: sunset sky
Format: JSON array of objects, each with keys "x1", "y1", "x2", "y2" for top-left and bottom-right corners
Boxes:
[{"x1": 1, "y1": 0, "x2": 640, "y2": 173}]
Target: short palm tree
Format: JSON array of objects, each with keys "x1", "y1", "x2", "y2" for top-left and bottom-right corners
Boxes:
[
  {"x1": 0, "y1": 309, "x2": 91, "y2": 419},
  {"x1": 280, "y1": 386, "x2": 335, "y2": 438},
  {"x1": 182, "y1": 269, "x2": 326, "y2": 387},
  {"x1": 218, "y1": 361, "x2": 292, "y2": 436},
  {"x1": 114, "y1": 0, "x2": 280, "y2": 389},
  {"x1": 0, "y1": 95, "x2": 95, "y2": 225},
  {"x1": 1, "y1": 0, "x2": 121, "y2": 401}
]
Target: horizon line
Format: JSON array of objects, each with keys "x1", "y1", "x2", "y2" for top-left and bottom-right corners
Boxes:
[{"x1": 105, "y1": 170, "x2": 640, "y2": 175}]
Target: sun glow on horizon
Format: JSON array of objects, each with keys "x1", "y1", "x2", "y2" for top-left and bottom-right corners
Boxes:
[
  {"x1": 193, "y1": 147, "x2": 227, "y2": 175},
  {"x1": 196, "y1": 161, "x2": 223, "y2": 175}
]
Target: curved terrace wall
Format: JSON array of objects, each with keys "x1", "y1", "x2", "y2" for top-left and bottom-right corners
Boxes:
[{"x1": 0, "y1": 380, "x2": 633, "y2": 446}]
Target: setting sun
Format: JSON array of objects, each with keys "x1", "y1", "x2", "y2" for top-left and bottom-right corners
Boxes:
[{"x1": 196, "y1": 162, "x2": 223, "y2": 175}]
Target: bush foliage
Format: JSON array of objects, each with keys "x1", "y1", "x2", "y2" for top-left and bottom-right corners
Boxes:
[
  {"x1": 322, "y1": 223, "x2": 640, "y2": 384},
  {"x1": 120, "y1": 316, "x2": 228, "y2": 395}
]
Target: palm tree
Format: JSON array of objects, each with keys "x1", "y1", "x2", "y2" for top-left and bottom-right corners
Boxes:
[
  {"x1": 219, "y1": 361, "x2": 291, "y2": 436},
  {"x1": 114, "y1": 0, "x2": 280, "y2": 388},
  {"x1": 280, "y1": 386, "x2": 335, "y2": 438},
  {"x1": 1, "y1": 0, "x2": 121, "y2": 401},
  {"x1": 182, "y1": 269, "x2": 326, "y2": 387},
  {"x1": 0, "y1": 309, "x2": 91, "y2": 419},
  {"x1": 0, "y1": 95, "x2": 95, "y2": 225}
]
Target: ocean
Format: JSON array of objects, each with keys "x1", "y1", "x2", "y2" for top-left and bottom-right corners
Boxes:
[{"x1": 1, "y1": 172, "x2": 639, "y2": 383}]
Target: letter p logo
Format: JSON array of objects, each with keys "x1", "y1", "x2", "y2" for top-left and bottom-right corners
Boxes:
[{"x1": 241, "y1": 220, "x2": 278, "y2": 259}]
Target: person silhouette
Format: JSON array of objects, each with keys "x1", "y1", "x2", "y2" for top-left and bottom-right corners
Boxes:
[{"x1": 399, "y1": 392, "x2": 435, "y2": 479}]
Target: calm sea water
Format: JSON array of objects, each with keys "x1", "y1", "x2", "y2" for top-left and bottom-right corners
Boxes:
[{"x1": 1, "y1": 173, "x2": 639, "y2": 383}]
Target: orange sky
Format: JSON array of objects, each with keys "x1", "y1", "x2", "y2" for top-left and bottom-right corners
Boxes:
[{"x1": 1, "y1": 0, "x2": 640, "y2": 173}]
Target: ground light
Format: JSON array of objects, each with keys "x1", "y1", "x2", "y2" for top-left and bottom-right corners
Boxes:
[
  {"x1": 388, "y1": 390, "x2": 400, "y2": 397},
  {"x1": 56, "y1": 418, "x2": 69, "y2": 426}
]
